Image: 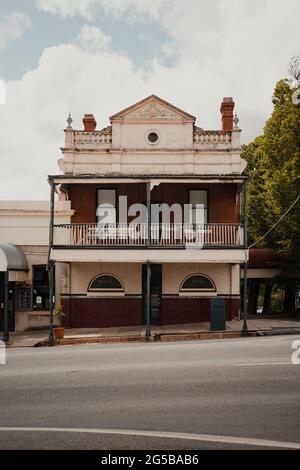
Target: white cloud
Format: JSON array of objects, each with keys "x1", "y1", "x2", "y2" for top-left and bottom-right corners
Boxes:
[
  {"x1": 1, "y1": 0, "x2": 300, "y2": 199},
  {"x1": 36, "y1": 0, "x2": 96, "y2": 20},
  {"x1": 0, "y1": 80, "x2": 6, "y2": 104},
  {"x1": 0, "y1": 12, "x2": 31, "y2": 50},
  {"x1": 37, "y1": 0, "x2": 168, "y2": 20},
  {"x1": 78, "y1": 25, "x2": 111, "y2": 50}
]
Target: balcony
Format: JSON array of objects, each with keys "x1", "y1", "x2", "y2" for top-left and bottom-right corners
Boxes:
[{"x1": 53, "y1": 223, "x2": 244, "y2": 248}]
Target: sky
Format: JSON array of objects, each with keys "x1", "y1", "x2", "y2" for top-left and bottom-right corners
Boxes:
[{"x1": 0, "y1": 0, "x2": 299, "y2": 199}]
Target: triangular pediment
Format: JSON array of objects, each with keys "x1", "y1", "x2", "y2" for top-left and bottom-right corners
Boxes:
[{"x1": 110, "y1": 95, "x2": 196, "y2": 122}]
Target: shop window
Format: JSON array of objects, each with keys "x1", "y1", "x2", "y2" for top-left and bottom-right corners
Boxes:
[
  {"x1": 16, "y1": 286, "x2": 32, "y2": 311},
  {"x1": 32, "y1": 265, "x2": 51, "y2": 310}
]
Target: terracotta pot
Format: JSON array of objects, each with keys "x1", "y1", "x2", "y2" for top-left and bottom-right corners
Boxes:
[{"x1": 54, "y1": 327, "x2": 65, "y2": 340}]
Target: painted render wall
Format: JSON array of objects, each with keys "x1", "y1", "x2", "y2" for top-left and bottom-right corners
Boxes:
[
  {"x1": 0, "y1": 200, "x2": 73, "y2": 245},
  {"x1": 0, "y1": 201, "x2": 73, "y2": 331},
  {"x1": 13, "y1": 246, "x2": 49, "y2": 331},
  {"x1": 67, "y1": 262, "x2": 239, "y2": 296},
  {"x1": 163, "y1": 263, "x2": 240, "y2": 296},
  {"x1": 70, "y1": 262, "x2": 141, "y2": 295}
]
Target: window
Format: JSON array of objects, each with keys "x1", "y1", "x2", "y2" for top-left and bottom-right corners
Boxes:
[
  {"x1": 189, "y1": 190, "x2": 208, "y2": 224},
  {"x1": 147, "y1": 132, "x2": 159, "y2": 144},
  {"x1": 16, "y1": 286, "x2": 31, "y2": 311},
  {"x1": 97, "y1": 189, "x2": 117, "y2": 224},
  {"x1": 32, "y1": 265, "x2": 51, "y2": 310},
  {"x1": 180, "y1": 274, "x2": 215, "y2": 292},
  {"x1": 88, "y1": 274, "x2": 124, "y2": 292}
]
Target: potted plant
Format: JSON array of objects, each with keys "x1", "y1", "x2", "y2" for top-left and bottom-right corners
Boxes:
[{"x1": 53, "y1": 304, "x2": 66, "y2": 340}]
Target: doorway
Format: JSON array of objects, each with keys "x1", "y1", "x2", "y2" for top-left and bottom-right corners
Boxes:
[
  {"x1": 0, "y1": 272, "x2": 15, "y2": 332},
  {"x1": 142, "y1": 264, "x2": 162, "y2": 325}
]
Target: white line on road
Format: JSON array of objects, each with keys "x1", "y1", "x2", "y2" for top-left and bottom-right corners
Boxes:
[
  {"x1": 0, "y1": 427, "x2": 299, "y2": 449},
  {"x1": 234, "y1": 362, "x2": 293, "y2": 367}
]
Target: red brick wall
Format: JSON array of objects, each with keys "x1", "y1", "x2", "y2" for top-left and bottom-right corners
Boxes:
[
  {"x1": 68, "y1": 183, "x2": 146, "y2": 223},
  {"x1": 61, "y1": 297, "x2": 142, "y2": 328},
  {"x1": 61, "y1": 295, "x2": 240, "y2": 328},
  {"x1": 67, "y1": 183, "x2": 240, "y2": 224},
  {"x1": 208, "y1": 185, "x2": 240, "y2": 223},
  {"x1": 161, "y1": 296, "x2": 240, "y2": 325}
]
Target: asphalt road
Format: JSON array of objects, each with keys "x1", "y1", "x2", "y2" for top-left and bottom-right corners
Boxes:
[{"x1": 0, "y1": 335, "x2": 300, "y2": 450}]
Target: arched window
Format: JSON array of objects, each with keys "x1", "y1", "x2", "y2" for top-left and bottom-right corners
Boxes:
[
  {"x1": 180, "y1": 274, "x2": 215, "y2": 292},
  {"x1": 88, "y1": 274, "x2": 124, "y2": 292}
]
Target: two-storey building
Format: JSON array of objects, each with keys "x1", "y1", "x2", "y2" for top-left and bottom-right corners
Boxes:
[{"x1": 49, "y1": 95, "x2": 246, "y2": 331}]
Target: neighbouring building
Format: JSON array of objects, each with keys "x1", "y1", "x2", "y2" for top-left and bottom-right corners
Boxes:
[{"x1": 0, "y1": 201, "x2": 72, "y2": 332}]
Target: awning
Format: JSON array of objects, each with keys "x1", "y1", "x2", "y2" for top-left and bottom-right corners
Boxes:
[{"x1": 0, "y1": 242, "x2": 28, "y2": 271}]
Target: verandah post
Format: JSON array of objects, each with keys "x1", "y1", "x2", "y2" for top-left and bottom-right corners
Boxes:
[
  {"x1": 3, "y1": 270, "x2": 9, "y2": 343},
  {"x1": 242, "y1": 179, "x2": 248, "y2": 336},
  {"x1": 47, "y1": 179, "x2": 55, "y2": 346},
  {"x1": 146, "y1": 181, "x2": 151, "y2": 337}
]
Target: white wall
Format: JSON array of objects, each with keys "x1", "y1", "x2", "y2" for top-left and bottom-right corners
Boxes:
[
  {"x1": 0, "y1": 200, "x2": 72, "y2": 245},
  {"x1": 67, "y1": 262, "x2": 239, "y2": 296}
]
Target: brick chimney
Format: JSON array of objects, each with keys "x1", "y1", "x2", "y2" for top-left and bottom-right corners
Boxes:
[
  {"x1": 83, "y1": 114, "x2": 97, "y2": 131},
  {"x1": 220, "y1": 97, "x2": 235, "y2": 131}
]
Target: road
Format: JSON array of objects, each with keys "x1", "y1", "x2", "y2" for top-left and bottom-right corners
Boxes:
[{"x1": 0, "y1": 335, "x2": 300, "y2": 450}]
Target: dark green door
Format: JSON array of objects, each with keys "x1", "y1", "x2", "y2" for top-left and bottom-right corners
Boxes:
[
  {"x1": 0, "y1": 272, "x2": 15, "y2": 332},
  {"x1": 142, "y1": 264, "x2": 162, "y2": 326}
]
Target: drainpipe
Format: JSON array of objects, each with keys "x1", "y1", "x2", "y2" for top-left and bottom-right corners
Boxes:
[
  {"x1": 47, "y1": 179, "x2": 55, "y2": 346},
  {"x1": 3, "y1": 270, "x2": 9, "y2": 343},
  {"x1": 242, "y1": 179, "x2": 248, "y2": 336}
]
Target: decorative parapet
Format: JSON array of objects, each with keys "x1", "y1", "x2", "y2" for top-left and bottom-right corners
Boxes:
[
  {"x1": 194, "y1": 128, "x2": 231, "y2": 143},
  {"x1": 74, "y1": 126, "x2": 112, "y2": 148},
  {"x1": 64, "y1": 125, "x2": 112, "y2": 149},
  {"x1": 193, "y1": 127, "x2": 241, "y2": 150}
]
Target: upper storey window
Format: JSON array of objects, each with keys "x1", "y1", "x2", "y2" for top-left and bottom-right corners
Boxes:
[{"x1": 147, "y1": 132, "x2": 159, "y2": 144}]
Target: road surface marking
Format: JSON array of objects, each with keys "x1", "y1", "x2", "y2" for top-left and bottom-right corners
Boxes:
[
  {"x1": 234, "y1": 362, "x2": 293, "y2": 367},
  {"x1": 0, "y1": 427, "x2": 299, "y2": 449}
]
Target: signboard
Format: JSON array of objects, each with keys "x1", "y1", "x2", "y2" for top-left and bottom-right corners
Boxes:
[{"x1": 210, "y1": 298, "x2": 226, "y2": 331}]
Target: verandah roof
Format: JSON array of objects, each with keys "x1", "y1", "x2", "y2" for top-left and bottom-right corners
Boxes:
[{"x1": 0, "y1": 242, "x2": 28, "y2": 272}]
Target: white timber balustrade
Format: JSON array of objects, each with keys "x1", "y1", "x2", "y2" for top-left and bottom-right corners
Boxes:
[{"x1": 53, "y1": 224, "x2": 244, "y2": 247}]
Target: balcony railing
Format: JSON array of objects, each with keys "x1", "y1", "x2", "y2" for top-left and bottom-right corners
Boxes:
[{"x1": 53, "y1": 223, "x2": 244, "y2": 248}]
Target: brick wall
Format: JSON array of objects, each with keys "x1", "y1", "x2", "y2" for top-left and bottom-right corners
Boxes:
[
  {"x1": 61, "y1": 296, "x2": 142, "y2": 328},
  {"x1": 161, "y1": 296, "x2": 240, "y2": 325},
  {"x1": 61, "y1": 295, "x2": 240, "y2": 328},
  {"x1": 67, "y1": 183, "x2": 240, "y2": 224}
]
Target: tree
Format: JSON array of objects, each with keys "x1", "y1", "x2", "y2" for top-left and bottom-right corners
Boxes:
[{"x1": 242, "y1": 60, "x2": 300, "y2": 314}]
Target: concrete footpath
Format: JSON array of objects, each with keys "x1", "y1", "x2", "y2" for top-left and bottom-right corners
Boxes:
[{"x1": 5, "y1": 317, "x2": 300, "y2": 347}]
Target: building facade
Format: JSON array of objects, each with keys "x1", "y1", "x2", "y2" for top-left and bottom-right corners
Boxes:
[
  {"x1": 0, "y1": 201, "x2": 72, "y2": 333},
  {"x1": 49, "y1": 95, "x2": 247, "y2": 329}
]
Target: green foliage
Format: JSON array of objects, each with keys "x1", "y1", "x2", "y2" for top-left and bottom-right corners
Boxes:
[
  {"x1": 54, "y1": 304, "x2": 65, "y2": 320},
  {"x1": 242, "y1": 77, "x2": 300, "y2": 275}
]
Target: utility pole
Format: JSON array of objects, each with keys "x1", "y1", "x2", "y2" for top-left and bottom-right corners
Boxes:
[
  {"x1": 3, "y1": 271, "x2": 9, "y2": 343},
  {"x1": 47, "y1": 179, "x2": 55, "y2": 346},
  {"x1": 145, "y1": 181, "x2": 152, "y2": 338},
  {"x1": 146, "y1": 261, "x2": 151, "y2": 338},
  {"x1": 242, "y1": 179, "x2": 248, "y2": 336}
]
